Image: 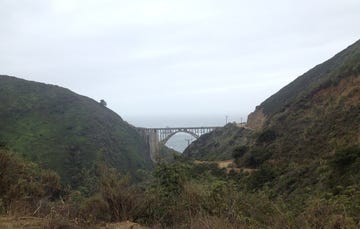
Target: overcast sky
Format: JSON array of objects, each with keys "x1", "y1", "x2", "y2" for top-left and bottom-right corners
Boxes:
[{"x1": 1, "y1": 0, "x2": 360, "y2": 122}]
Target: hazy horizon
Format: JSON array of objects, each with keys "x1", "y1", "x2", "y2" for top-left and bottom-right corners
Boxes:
[{"x1": 1, "y1": 0, "x2": 359, "y2": 118}]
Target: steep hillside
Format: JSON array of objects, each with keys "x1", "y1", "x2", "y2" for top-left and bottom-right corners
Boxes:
[
  {"x1": 187, "y1": 39, "x2": 360, "y2": 164},
  {"x1": 248, "y1": 39, "x2": 360, "y2": 130},
  {"x1": 246, "y1": 39, "x2": 360, "y2": 161},
  {"x1": 183, "y1": 123, "x2": 253, "y2": 160},
  {"x1": 178, "y1": 40, "x2": 360, "y2": 227},
  {"x1": 185, "y1": 38, "x2": 360, "y2": 180},
  {"x1": 0, "y1": 75, "x2": 153, "y2": 188}
]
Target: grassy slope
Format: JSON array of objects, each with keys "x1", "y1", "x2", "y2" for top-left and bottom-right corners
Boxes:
[
  {"x1": 0, "y1": 75, "x2": 153, "y2": 187},
  {"x1": 183, "y1": 123, "x2": 253, "y2": 160},
  {"x1": 257, "y1": 40, "x2": 360, "y2": 162},
  {"x1": 185, "y1": 39, "x2": 360, "y2": 163},
  {"x1": 260, "y1": 39, "x2": 360, "y2": 116}
]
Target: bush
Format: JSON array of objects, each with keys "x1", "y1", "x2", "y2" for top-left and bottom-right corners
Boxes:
[
  {"x1": 233, "y1": 146, "x2": 248, "y2": 158},
  {"x1": 0, "y1": 149, "x2": 62, "y2": 214},
  {"x1": 80, "y1": 195, "x2": 110, "y2": 223},
  {"x1": 233, "y1": 146, "x2": 249, "y2": 166},
  {"x1": 243, "y1": 147, "x2": 272, "y2": 168},
  {"x1": 41, "y1": 170, "x2": 61, "y2": 199},
  {"x1": 189, "y1": 162, "x2": 227, "y2": 178},
  {"x1": 99, "y1": 168, "x2": 141, "y2": 222},
  {"x1": 257, "y1": 129, "x2": 277, "y2": 144},
  {"x1": 330, "y1": 147, "x2": 360, "y2": 171},
  {"x1": 153, "y1": 162, "x2": 187, "y2": 198},
  {"x1": 247, "y1": 165, "x2": 277, "y2": 190}
]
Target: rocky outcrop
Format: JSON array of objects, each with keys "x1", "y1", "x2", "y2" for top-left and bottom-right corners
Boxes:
[{"x1": 246, "y1": 107, "x2": 266, "y2": 131}]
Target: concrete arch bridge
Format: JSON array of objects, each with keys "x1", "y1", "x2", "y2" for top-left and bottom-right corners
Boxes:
[{"x1": 137, "y1": 126, "x2": 219, "y2": 162}]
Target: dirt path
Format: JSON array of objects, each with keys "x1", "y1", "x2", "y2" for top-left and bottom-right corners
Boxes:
[
  {"x1": 0, "y1": 216, "x2": 45, "y2": 229},
  {"x1": 195, "y1": 159, "x2": 256, "y2": 173},
  {"x1": 0, "y1": 216, "x2": 148, "y2": 229},
  {"x1": 99, "y1": 221, "x2": 149, "y2": 229}
]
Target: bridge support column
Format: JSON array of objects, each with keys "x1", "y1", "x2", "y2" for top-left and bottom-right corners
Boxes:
[{"x1": 148, "y1": 130, "x2": 160, "y2": 162}]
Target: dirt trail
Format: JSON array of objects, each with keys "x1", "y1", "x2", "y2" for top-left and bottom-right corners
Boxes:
[
  {"x1": 216, "y1": 160, "x2": 233, "y2": 168},
  {"x1": 0, "y1": 216, "x2": 148, "y2": 229},
  {"x1": 99, "y1": 221, "x2": 149, "y2": 229},
  {"x1": 0, "y1": 216, "x2": 45, "y2": 229},
  {"x1": 195, "y1": 159, "x2": 256, "y2": 173}
]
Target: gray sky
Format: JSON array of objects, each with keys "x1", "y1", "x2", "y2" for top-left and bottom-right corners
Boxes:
[{"x1": 1, "y1": 0, "x2": 360, "y2": 122}]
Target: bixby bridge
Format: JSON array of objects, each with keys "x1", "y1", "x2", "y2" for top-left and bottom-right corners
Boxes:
[{"x1": 136, "y1": 126, "x2": 220, "y2": 161}]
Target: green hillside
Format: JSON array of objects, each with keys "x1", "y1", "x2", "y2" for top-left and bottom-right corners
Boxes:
[
  {"x1": 247, "y1": 39, "x2": 360, "y2": 161},
  {"x1": 189, "y1": 39, "x2": 360, "y2": 164},
  {"x1": 0, "y1": 75, "x2": 153, "y2": 188},
  {"x1": 259, "y1": 39, "x2": 360, "y2": 116},
  {"x1": 184, "y1": 38, "x2": 360, "y2": 197}
]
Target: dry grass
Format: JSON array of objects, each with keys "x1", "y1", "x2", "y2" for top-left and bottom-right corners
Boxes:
[
  {"x1": 0, "y1": 216, "x2": 46, "y2": 228},
  {"x1": 194, "y1": 159, "x2": 257, "y2": 173}
]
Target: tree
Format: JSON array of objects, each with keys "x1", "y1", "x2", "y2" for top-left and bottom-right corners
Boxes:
[{"x1": 100, "y1": 99, "x2": 107, "y2": 107}]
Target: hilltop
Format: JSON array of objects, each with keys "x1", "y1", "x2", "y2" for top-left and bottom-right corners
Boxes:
[{"x1": 0, "y1": 75, "x2": 153, "y2": 188}]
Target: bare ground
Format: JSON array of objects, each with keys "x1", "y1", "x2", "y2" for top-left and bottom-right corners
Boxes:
[
  {"x1": 195, "y1": 159, "x2": 256, "y2": 173},
  {"x1": 0, "y1": 216, "x2": 149, "y2": 229}
]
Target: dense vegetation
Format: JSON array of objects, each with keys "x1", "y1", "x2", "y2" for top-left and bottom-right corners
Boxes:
[
  {"x1": 2, "y1": 148, "x2": 360, "y2": 228},
  {"x1": 0, "y1": 148, "x2": 61, "y2": 216},
  {"x1": 0, "y1": 75, "x2": 153, "y2": 189}
]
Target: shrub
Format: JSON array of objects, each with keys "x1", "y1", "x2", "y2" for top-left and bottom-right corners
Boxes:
[
  {"x1": 99, "y1": 167, "x2": 142, "y2": 222},
  {"x1": 153, "y1": 162, "x2": 187, "y2": 198},
  {"x1": 41, "y1": 170, "x2": 61, "y2": 199},
  {"x1": 330, "y1": 147, "x2": 360, "y2": 171},
  {"x1": 232, "y1": 146, "x2": 249, "y2": 166},
  {"x1": 189, "y1": 162, "x2": 227, "y2": 178},
  {"x1": 243, "y1": 147, "x2": 272, "y2": 168},
  {"x1": 80, "y1": 195, "x2": 110, "y2": 223},
  {"x1": 247, "y1": 165, "x2": 277, "y2": 190},
  {"x1": 257, "y1": 129, "x2": 277, "y2": 144},
  {"x1": 0, "y1": 149, "x2": 62, "y2": 214},
  {"x1": 233, "y1": 145, "x2": 248, "y2": 158}
]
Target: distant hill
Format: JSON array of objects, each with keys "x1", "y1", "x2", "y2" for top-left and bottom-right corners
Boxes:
[
  {"x1": 0, "y1": 75, "x2": 153, "y2": 188},
  {"x1": 183, "y1": 123, "x2": 252, "y2": 160}
]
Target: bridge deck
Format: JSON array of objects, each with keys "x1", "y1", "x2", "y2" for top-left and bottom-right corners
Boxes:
[{"x1": 137, "y1": 126, "x2": 221, "y2": 131}]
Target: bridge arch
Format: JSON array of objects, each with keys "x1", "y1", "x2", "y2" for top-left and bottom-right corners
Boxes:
[{"x1": 161, "y1": 130, "x2": 199, "y2": 145}]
